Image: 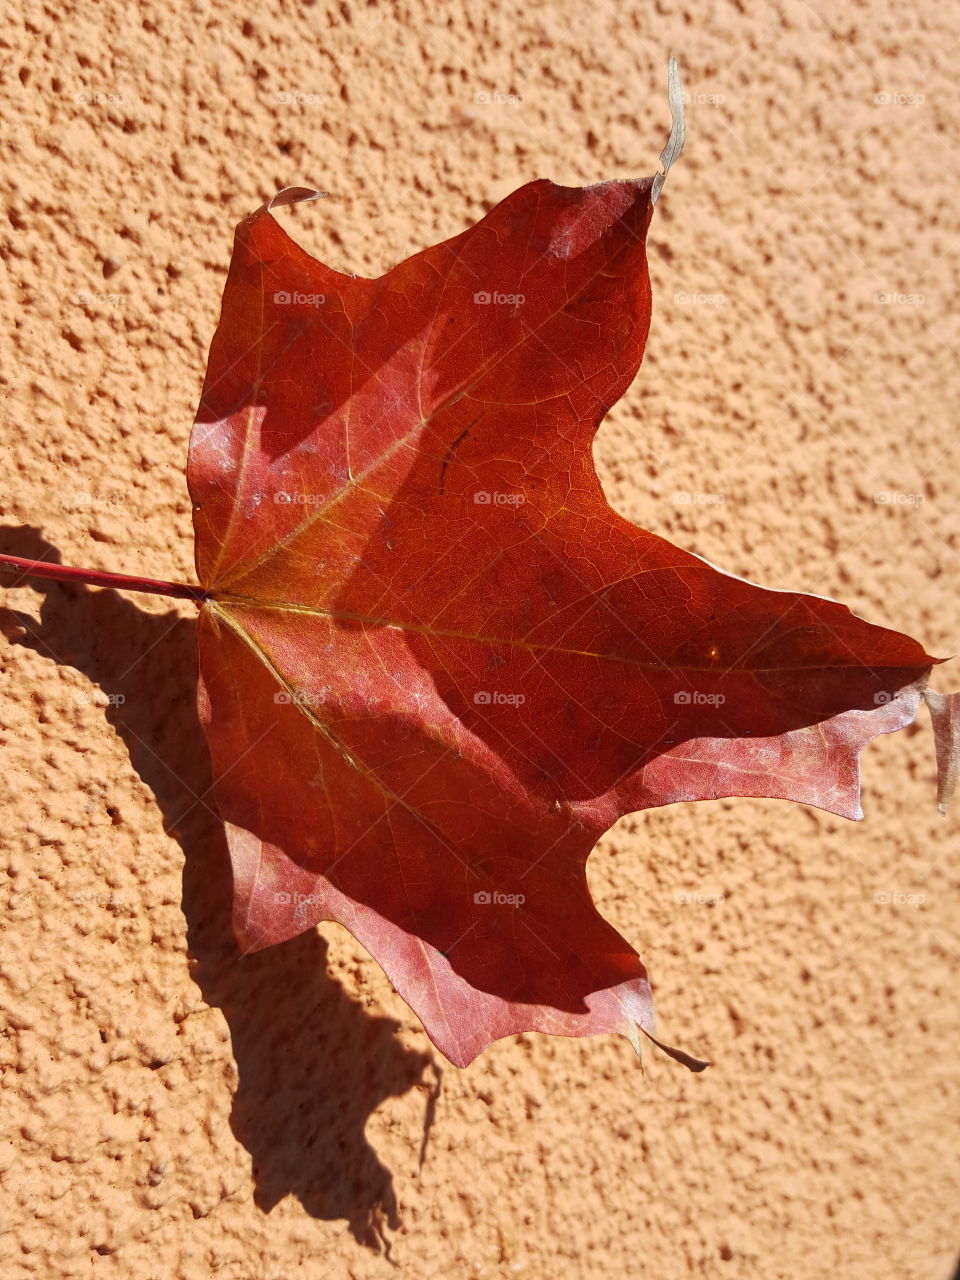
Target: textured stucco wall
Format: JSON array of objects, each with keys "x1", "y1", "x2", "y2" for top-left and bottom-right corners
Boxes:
[{"x1": 1, "y1": 2, "x2": 958, "y2": 1277}]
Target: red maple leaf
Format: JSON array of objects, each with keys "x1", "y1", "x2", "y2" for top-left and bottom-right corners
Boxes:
[{"x1": 186, "y1": 177, "x2": 937, "y2": 1069}]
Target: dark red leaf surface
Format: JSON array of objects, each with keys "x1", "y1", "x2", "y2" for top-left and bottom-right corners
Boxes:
[{"x1": 187, "y1": 177, "x2": 937, "y2": 1067}]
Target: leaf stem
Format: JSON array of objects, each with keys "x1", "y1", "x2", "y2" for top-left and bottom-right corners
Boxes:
[{"x1": 0, "y1": 553, "x2": 208, "y2": 603}]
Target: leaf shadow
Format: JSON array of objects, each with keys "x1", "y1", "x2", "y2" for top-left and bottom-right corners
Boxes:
[{"x1": 0, "y1": 525, "x2": 434, "y2": 1253}]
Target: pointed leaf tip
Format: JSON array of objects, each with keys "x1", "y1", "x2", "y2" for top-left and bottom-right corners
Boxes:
[
  {"x1": 651, "y1": 56, "x2": 686, "y2": 205},
  {"x1": 265, "y1": 186, "x2": 327, "y2": 212},
  {"x1": 923, "y1": 689, "x2": 960, "y2": 814},
  {"x1": 639, "y1": 1026, "x2": 711, "y2": 1073},
  {"x1": 624, "y1": 1019, "x2": 644, "y2": 1062}
]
